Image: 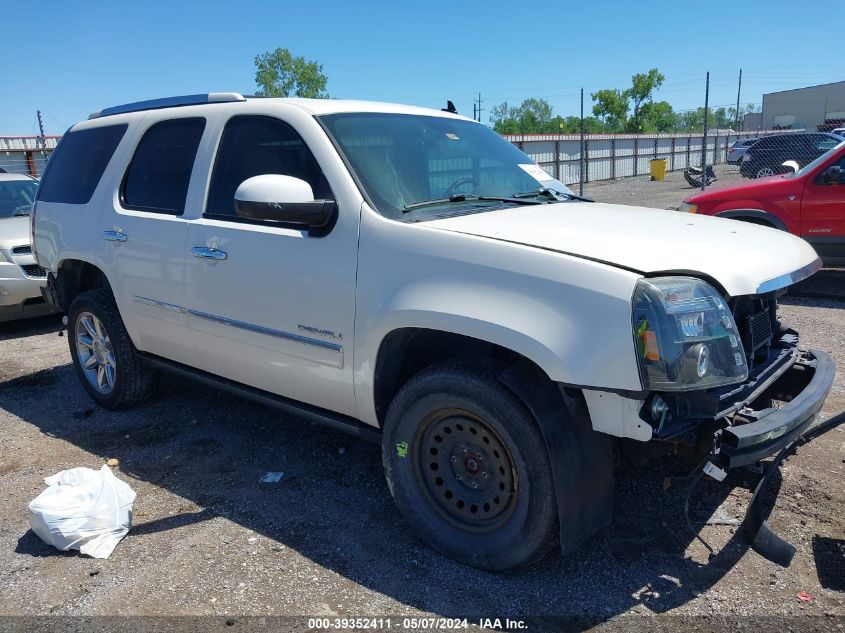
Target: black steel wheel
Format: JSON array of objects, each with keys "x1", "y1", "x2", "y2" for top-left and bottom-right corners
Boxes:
[
  {"x1": 417, "y1": 411, "x2": 517, "y2": 531},
  {"x1": 382, "y1": 360, "x2": 558, "y2": 571}
]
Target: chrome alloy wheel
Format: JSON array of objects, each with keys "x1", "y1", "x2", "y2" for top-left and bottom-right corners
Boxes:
[
  {"x1": 755, "y1": 167, "x2": 775, "y2": 178},
  {"x1": 75, "y1": 311, "x2": 116, "y2": 394}
]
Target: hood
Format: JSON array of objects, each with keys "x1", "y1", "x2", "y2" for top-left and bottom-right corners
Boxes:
[
  {"x1": 0, "y1": 216, "x2": 32, "y2": 250},
  {"x1": 425, "y1": 202, "x2": 820, "y2": 297}
]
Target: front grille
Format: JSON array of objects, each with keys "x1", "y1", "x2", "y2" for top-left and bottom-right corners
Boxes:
[
  {"x1": 730, "y1": 294, "x2": 777, "y2": 370},
  {"x1": 747, "y1": 309, "x2": 773, "y2": 354},
  {"x1": 11, "y1": 245, "x2": 32, "y2": 255},
  {"x1": 21, "y1": 264, "x2": 46, "y2": 278}
]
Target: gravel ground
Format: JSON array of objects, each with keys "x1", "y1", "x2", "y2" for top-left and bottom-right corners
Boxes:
[
  {"x1": 0, "y1": 292, "x2": 842, "y2": 631},
  {"x1": 583, "y1": 164, "x2": 746, "y2": 210}
]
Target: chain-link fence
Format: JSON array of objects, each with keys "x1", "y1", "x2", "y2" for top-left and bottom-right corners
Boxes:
[
  {"x1": 503, "y1": 128, "x2": 817, "y2": 210},
  {"x1": 492, "y1": 74, "x2": 845, "y2": 211}
]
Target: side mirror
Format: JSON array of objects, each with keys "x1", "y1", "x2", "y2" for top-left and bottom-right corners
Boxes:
[
  {"x1": 823, "y1": 165, "x2": 843, "y2": 185},
  {"x1": 234, "y1": 175, "x2": 336, "y2": 228}
]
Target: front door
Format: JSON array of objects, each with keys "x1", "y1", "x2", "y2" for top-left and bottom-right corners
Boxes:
[
  {"x1": 184, "y1": 112, "x2": 359, "y2": 416},
  {"x1": 802, "y1": 151, "x2": 845, "y2": 264}
]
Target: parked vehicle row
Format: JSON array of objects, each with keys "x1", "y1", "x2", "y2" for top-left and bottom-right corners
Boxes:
[{"x1": 29, "y1": 93, "x2": 835, "y2": 570}]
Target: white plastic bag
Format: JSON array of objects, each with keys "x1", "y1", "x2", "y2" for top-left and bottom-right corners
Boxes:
[{"x1": 27, "y1": 465, "x2": 136, "y2": 559}]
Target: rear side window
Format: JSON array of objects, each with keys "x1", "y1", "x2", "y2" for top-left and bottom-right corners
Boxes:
[
  {"x1": 122, "y1": 118, "x2": 206, "y2": 215},
  {"x1": 37, "y1": 124, "x2": 127, "y2": 204}
]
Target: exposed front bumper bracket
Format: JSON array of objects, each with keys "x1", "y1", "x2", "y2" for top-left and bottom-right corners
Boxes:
[{"x1": 745, "y1": 412, "x2": 844, "y2": 566}]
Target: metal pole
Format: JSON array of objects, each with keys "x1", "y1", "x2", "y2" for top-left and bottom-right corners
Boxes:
[
  {"x1": 734, "y1": 69, "x2": 742, "y2": 131},
  {"x1": 579, "y1": 87, "x2": 585, "y2": 196},
  {"x1": 701, "y1": 71, "x2": 710, "y2": 191}
]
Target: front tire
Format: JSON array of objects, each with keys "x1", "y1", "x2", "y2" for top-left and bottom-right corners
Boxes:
[
  {"x1": 382, "y1": 361, "x2": 558, "y2": 571},
  {"x1": 67, "y1": 289, "x2": 158, "y2": 409}
]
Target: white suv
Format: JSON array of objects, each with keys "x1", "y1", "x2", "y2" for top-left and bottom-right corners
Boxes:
[
  {"x1": 33, "y1": 94, "x2": 835, "y2": 570},
  {"x1": 0, "y1": 172, "x2": 59, "y2": 322}
]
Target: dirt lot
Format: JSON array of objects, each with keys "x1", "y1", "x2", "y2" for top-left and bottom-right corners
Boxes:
[
  {"x1": 0, "y1": 287, "x2": 843, "y2": 631},
  {"x1": 583, "y1": 163, "x2": 746, "y2": 210}
]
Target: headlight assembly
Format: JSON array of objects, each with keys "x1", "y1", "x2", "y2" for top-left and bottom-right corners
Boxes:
[
  {"x1": 678, "y1": 201, "x2": 698, "y2": 214},
  {"x1": 633, "y1": 277, "x2": 747, "y2": 391}
]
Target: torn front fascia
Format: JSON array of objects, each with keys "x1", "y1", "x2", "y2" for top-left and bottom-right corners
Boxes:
[
  {"x1": 745, "y1": 411, "x2": 843, "y2": 567},
  {"x1": 644, "y1": 329, "x2": 802, "y2": 442}
]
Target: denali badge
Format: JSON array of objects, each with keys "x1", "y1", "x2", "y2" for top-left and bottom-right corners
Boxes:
[{"x1": 298, "y1": 324, "x2": 343, "y2": 341}]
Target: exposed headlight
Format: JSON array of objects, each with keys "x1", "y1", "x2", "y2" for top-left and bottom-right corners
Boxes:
[
  {"x1": 678, "y1": 201, "x2": 698, "y2": 214},
  {"x1": 633, "y1": 277, "x2": 748, "y2": 391}
]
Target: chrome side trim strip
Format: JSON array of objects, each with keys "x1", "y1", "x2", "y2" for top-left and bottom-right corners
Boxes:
[
  {"x1": 132, "y1": 295, "x2": 342, "y2": 353},
  {"x1": 133, "y1": 296, "x2": 185, "y2": 313},
  {"x1": 756, "y1": 258, "x2": 822, "y2": 294},
  {"x1": 186, "y1": 309, "x2": 343, "y2": 352}
]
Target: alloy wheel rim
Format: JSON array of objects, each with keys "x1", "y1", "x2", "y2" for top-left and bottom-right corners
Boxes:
[
  {"x1": 417, "y1": 411, "x2": 518, "y2": 531},
  {"x1": 756, "y1": 167, "x2": 775, "y2": 178},
  {"x1": 75, "y1": 311, "x2": 116, "y2": 394}
]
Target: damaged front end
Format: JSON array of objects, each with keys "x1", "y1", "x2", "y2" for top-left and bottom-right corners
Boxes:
[{"x1": 635, "y1": 285, "x2": 837, "y2": 566}]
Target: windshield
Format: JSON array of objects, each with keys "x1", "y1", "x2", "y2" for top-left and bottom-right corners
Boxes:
[
  {"x1": 789, "y1": 139, "x2": 845, "y2": 179},
  {"x1": 0, "y1": 179, "x2": 39, "y2": 218},
  {"x1": 319, "y1": 113, "x2": 574, "y2": 220}
]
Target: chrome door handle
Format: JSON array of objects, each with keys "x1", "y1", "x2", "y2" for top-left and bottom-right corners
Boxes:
[
  {"x1": 101, "y1": 230, "x2": 127, "y2": 242},
  {"x1": 191, "y1": 246, "x2": 227, "y2": 261}
]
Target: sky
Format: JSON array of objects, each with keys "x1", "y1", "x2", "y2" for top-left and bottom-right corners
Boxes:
[{"x1": 3, "y1": 0, "x2": 842, "y2": 135}]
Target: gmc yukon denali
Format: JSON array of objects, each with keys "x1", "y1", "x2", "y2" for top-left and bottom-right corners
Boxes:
[{"x1": 32, "y1": 94, "x2": 836, "y2": 570}]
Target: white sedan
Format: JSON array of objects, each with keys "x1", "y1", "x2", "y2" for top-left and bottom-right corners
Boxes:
[{"x1": 0, "y1": 172, "x2": 59, "y2": 322}]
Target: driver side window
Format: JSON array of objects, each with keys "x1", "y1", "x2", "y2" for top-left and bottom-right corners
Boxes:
[{"x1": 205, "y1": 115, "x2": 332, "y2": 218}]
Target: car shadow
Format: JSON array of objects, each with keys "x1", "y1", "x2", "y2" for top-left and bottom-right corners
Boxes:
[
  {"x1": 2, "y1": 363, "x2": 787, "y2": 621},
  {"x1": 787, "y1": 269, "x2": 845, "y2": 302},
  {"x1": 0, "y1": 313, "x2": 62, "y2": 342}
]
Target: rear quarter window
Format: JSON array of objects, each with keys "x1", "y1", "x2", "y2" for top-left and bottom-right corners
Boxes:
[{"x1": 37, "y1": 124, "x2": 127, "y2": 204}]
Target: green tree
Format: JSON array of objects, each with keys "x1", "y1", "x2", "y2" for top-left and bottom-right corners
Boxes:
[
  {"x1": 640, "y1": 100, "x2": 675, "y2": 132},
  {"x1": 254, "y1": 47, "x2": 328, "y2": 98},
  {"x1": 591, "y1": 89, "x2": 628, "y2": 131},
  {"x1": 490, "y1": 98, "x2": 555, "y2": 134},
  {"x1": 625, "y1": 69, "x2": 665, "y2": 132}
]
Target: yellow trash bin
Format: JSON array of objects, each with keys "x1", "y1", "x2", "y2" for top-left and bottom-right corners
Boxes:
[{"x1": 650, "y1": 158, "x2": 668, "y2": 181}]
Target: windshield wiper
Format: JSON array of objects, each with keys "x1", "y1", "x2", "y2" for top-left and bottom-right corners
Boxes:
[
  {"x1": 13, "y1": 209, "x2": 31, "y2": 217},
  {"x1": 403, "y1": 193, "x2": 544, "y2": 213},
  {"x1": 513, "y1": 187, "x2": 593, "y2": 203}
]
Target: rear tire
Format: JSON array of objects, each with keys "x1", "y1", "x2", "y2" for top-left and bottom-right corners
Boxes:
[
  {"x1": 382, "y1": 360, "x2": 558, "y2": 571},
  {"x1": 67, "y1": 289, "x2": 158, "y2": 409}
]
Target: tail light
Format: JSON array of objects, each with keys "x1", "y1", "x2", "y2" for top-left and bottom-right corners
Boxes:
[{"x1": 30, "y1": 201, "x2": 38, "y2": 262}]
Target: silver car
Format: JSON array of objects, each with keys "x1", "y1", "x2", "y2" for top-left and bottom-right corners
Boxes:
[
  {"x1": 0, "y1": 172, "x2": 59, "y2": 322},
  {"x1": 726, "y1": 138, "x2": 761, "y2": 165}
]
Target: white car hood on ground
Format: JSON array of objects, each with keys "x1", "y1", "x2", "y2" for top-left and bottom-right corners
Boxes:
[
  {"x1": 0, "y1": 216, "x2": 32, "y2": 249},
  {"x1": 426, "y1": 202, "x2": 821, "y2": 297}
]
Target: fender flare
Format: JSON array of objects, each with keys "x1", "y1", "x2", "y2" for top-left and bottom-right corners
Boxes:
[{"x1": 714, "y1": 209, "x2": 787, "y2": 232}]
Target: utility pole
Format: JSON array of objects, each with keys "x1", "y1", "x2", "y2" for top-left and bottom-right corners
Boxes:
[
  {"x1": 36, "y1": 109, "x2": 46, "y2": 147},
  {"x1": 734, "y1": 69, "x2": 742, "y2": 131},
  {"x1": 701, "y1": 72, "x2": 710, "y2": 191},
  {"x1": 473, "y1": 103, "x2": 477, "y2": 122},
  {"x1": 579, "y1": 87, "x2": 585, "y2": 196},
  {"x1": 475, "y1": 92, "x2": 484, "y2": 123}
]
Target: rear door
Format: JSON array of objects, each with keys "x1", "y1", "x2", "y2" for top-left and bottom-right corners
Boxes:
[
  {"x1": 97, "y1": 113, "x2": 210, "y2": 365},
  {"x1": 801, "y1": 150, "x2": 845, "y2": 263}
]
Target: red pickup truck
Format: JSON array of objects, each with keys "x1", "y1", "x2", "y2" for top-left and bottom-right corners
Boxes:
[{"x1": 681, "y1": 141, "x2": 845, "y2": 267}]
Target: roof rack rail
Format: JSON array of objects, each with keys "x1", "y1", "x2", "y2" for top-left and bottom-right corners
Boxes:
[{"x1": 88, "y1": 93, "x2": 246, "y2": 120}]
